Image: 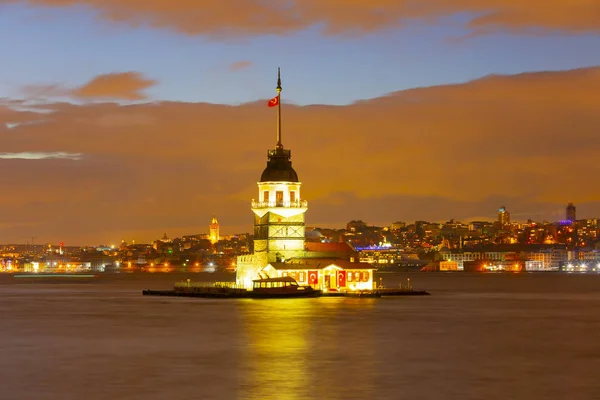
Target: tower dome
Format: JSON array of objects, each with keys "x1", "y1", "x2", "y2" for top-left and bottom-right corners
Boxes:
[{"x1": 260, "y1": 148, "x2": 298, "y2": 182}]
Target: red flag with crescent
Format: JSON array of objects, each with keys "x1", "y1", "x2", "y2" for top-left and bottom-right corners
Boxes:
[
  {"x1": 267, "y1": 96, "x2": 279, "y2": 107},
  {"x1": 308, "y1": 270, "x2": 318, "y2": 285},
  {"x1": 337, "y1": 270, "x2": 346, "y2": 287}
]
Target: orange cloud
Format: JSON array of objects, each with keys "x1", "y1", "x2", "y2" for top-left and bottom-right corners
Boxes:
[
  {"x1": 1, "y1": 67, "x2": 600, "y2": 244},
  {"x1": 5, "y1": 0, "x2": 600, "y2": 36},
  {"x1": 72, "y1": 72, "x2": 157, "y2": 100},
  {"x1": 229, "y1": 61, "x2": 253, "y2": 71},
  {"x1": 20, "y1": 72, "x2": 157, "y2": 101},
  {"x1": 0, "y1": 100, "x2": 51, "y2": 125}
]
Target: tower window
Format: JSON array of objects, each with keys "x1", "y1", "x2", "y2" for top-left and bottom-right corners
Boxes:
[
  {"x1": 290, "y1": 191, "x2": 296, "y2": 203},
  {"x1": 263, "y1": 191, "x2": 269, "y2": 203},
  {"x1": 276, "y1": 191, "x2": 284, "y2": 206}
]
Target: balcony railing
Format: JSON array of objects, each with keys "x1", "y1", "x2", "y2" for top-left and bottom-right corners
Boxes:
[{"x1": 251, "y1": 200, "x2": 308, "y2": 209}]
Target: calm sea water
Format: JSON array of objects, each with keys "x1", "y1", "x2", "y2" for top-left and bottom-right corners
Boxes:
[{"x1": 1, "y1": 272, "x2": 599, "y2": 400}]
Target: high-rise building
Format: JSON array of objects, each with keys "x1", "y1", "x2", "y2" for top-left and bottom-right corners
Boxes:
[
  {"x1": 566, "y1": 203, "x2": 576, "y2": 222},
  {"x1": 209, "y1": 215, "x2": 220, "y2": 244},
  {"x1": 498, "y1": 206, "x2": 510, "y2": 227}
]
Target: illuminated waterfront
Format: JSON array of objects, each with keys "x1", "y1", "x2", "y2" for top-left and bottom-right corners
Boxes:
[{"x1": 1, "y1": 272, "x2": 599, "y2": 399}]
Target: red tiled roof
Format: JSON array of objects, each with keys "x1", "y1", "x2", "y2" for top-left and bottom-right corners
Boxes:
[{"x1": 305, "y1": 242, "x2": 356, "y2": 253}]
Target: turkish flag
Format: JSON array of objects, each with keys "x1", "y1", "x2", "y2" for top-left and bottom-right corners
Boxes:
[
  {"x1": 337, "y1": 270, "x2": 346, "y2": 287},
  {"x1": 267, "y1": 96, "x2": 279, "y2": 107},
  {"x1": 308, "y1": 270, "x2": 318, "y2": 285}
]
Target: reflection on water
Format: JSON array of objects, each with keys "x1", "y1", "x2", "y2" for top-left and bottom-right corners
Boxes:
[
  {"x1": 237, "y1": 299, "x2": 377, "y2": 400},
  {"x1": 239, "y1": 299, "x2": 313, "y2": 400},
  {"x1": 1, "y1": 273, "x2": 600, "y2": 400}
]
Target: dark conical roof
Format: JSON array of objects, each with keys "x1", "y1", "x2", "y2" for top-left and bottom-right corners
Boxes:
[{"x1": 260, "y1": 148, "x2": 299, "y2": 182}]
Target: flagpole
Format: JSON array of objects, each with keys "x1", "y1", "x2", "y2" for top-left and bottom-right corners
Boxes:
[{"x1": 276, "y1": 67, "x2": 282, "y2": 149}]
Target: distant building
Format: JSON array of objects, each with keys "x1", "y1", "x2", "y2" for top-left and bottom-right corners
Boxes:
[
  {"x1": 439, "y1": 261, "x2": 459, "y2": 271},
  {"x1": 498, "y1": 206, "x2": 510, "y2": 227},
  {"x1": 153, "y1": 233, "x2": 172, "y2": 250},
  {"x1": 469, "y1": 221, "x2": 485, "y2": 231},
  {"x1": 390, "y1": 221, "x2": 406, "y2": 231},
  {"x1": 566, "y1": 203, "x2": 576, "y2": 222},
  {"x1": 441, "y1": 244, "x2": 567, "y2": 271},
  {"x1": 346, "y1": 220, "x2": 367, "y2": 233},
  {"x1": 209, "y1": 215, "x2": 220, "y2": 244}
]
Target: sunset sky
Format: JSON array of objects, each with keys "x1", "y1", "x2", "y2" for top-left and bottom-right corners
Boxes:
[{"x1": 1, "y1": 0, "x2": 600, "y2": 245}]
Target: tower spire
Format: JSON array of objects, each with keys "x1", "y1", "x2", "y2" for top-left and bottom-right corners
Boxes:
[{"x1": 276, "y1": 67, "x2": 282, "y2": 149}]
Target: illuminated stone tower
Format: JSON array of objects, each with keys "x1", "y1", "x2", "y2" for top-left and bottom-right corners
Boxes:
[
  {"x1": 209, "y1": 215, "x2": 219, "y2": 244},
  {"x1": 236, "y1": 69, "x2": 307, "y2": 287}
]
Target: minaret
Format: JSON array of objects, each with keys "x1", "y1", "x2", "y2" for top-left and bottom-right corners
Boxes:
[
  {"x1": 236, "y1": 69, "x2": 308, "y2": 287},
  {"x1": 209, "y1": 215, "x2": 219, "y2": 244}
]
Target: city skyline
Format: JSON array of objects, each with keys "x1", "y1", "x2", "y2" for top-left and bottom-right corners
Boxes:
[
  {"x1": 0, "y1": 203, "x2": 592, "y2": 247},
  {"x1": 1, "y1": 1, "x2": 600, "y2": 244}
]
